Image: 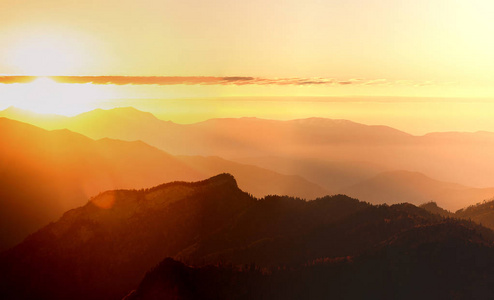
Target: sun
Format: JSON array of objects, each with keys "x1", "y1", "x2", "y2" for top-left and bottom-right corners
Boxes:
[
  {"x1": 3, "y1": 77, "x2": 118, "y2": 116},
  {"x1": 7, "y1": 32, "x2": 84, "y2": 76}
]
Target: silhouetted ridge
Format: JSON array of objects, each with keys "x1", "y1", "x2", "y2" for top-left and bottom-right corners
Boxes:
[
  {"x1": 87, "y1": 173, "x2": 240, "y2": 199},
  {"x1": 0, "y1": 117, "x2": 330, "y2": 250},
  {"x1": 419, "y1": 201, "x2": 453, "y2": 217},
  {"x1": 146, "y1": 173, "x2": 239, "y2": 193},
  {"x1": 124, "y1": 258, "x2": 200, "y2": 300},
  {"x1": 85, "y1": 173, "x2": 242, "y2": 211},
  {"x1": 456, "y1": 198, "x2": 494, "y2": 230},
  {"x1": 128, "y1": 219, "x2": 494, "y2": 300},
  {"x1": 3, "y1": 175, "x2": 494, "y2": 300},
  {"x1": 0, "y1": 174, "x2": 255, "y2": 300}
]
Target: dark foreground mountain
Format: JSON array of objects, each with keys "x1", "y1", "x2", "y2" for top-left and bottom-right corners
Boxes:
[
  {"x1": 2, "y1": 174, "x2": 494, "y2": 300},
  {"x1": 420, "y1": 200, "x2": 494, "y2": 232},
  {"x1": 419, "y1": 201, "x2": 454, "y2": 218},
  {"x1": 127, "y1": 223, "x2": 494, "y2": 300},
  {"x1": 456, "y1": 199, "x2": 494, "y2": 230},
  {"x1": 0, "y1": 117, "x2": 325, "y2": 251},
  {"x1": 0, "y1": 174, "x2": 251, "y2": 300}
]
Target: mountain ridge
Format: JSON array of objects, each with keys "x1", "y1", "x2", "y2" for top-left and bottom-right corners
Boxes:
[
  {"x1": 341, "y1": 170, "x2": 494, "y2": 210},
  {"x1": 5, "y1": 105, "x2": 494, "y2": 188},
  {"x1": 2, "y1": 174, "x2": 494, "y2": 300},
  {"x1": 0, "y1": 117, "x2": 327, "y2": 251}
]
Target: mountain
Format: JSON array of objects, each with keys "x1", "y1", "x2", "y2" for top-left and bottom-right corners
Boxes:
[
  {"x1": 79, "y1": 109, "x2": 494, "y2": 188},
  {"x1": 0, "y1": 118, "x2": 326, "y2": 251},
  {"x1": 238, "y1": 156, "x2": 387, "y2": 191},
  {"x1": 419, "y1": 201, "x2": 453, "y2": 218},
  {"x1": 0, "y1": 174, "x2": 256, "y2": 300},
  {"x1": 456, "y1": 199, "x2": 494, "y2": 230},
  {"x1": 163, "y1": 117, "x2": 412, "y2": 158},
  {"x1": 2, "y1": 174, "x2": 491, "y2": 300},
  {"x1": 0, "y1": 117, "x2": 197, "y2": 251},
  {"x1": 177, "y1": 155, "x2": 327, "y2": 199},
  {"x1": 341, "y1": 170, "x2": 494, "y2": 211},
  {"x1": 61, "y1": 107, "x2": 180, "y2": 142},
  {"x1": 6, "y1": 106, "x2": 494, "y2": 190},
  {"x1": 127, "y1": 221, "x2": 494, "y2": 300},
  {"x1": 420, "y1": 199, "x2": 494, "y2": 232},
  {"x1": 0, "y1": 107, "x2": 410, "y2": 183},
  {"x1": 21, "y1": 107, "x2": 413, "y2": 158},
  {"x1": 0, "y1": 106, "x2": 69, "y2": 129}
]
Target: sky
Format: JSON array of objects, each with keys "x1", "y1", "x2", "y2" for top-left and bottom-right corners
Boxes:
[{"x1": 0, "y1": 0, "x2": 493, "y2": 134}]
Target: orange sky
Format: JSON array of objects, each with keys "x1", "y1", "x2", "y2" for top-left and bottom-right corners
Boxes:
[
  {"x1": 0, "y1": 1, "x2": 493, "y2": 133},
  {"x1": 0, "y1": 1, "x2": 492, "y2": 79}
]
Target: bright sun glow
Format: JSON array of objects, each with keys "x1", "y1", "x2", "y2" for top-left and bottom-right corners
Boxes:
[
  {"x1": 0, "y1": 77, "x2": 118, "y2": 116},
  {"x1": 7, "y1": 32, "x2": 85, "y2": 76}
]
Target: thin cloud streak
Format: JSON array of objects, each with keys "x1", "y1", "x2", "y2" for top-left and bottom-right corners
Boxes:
[
  {"x1": 0, "y1": 76, "x2": 37, "y2": 84},
  {"x1": 0, "y1": 75, "x2": 437, "y2": 87}
]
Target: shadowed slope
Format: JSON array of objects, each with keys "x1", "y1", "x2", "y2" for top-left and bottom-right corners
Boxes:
[
  {"x1": 0, "y1": 118, "x2": 326, "y2": 251},
  {"x1": 127, "y1": 222, "x2": 494, "y2": 300},
  {"x1": 419, "y1": 201, "x2": 454, "y2": 218},
  {"x1": 3, "y1": 174, "x2": 489, "y2": 300},
  {"x1": 0, "y1": 174, "x2": 255, "y2": 300},
  {"x1": 0, "y1": 117, "x2": 203, "y2": 250},
  {"x1": 456, "y1": 199, "x2": 494, "y2": 230}
]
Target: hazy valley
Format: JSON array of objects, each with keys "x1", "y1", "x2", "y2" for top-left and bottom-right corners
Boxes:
[
  {"x1": 0, "y1": 116, "x2": 326, "y2": 250},
  {"x1": 4, "y1": 106, "x2": 494, "y2": 206},
  {"x1": 3, "y1": 109, "x2": 494, "y2": 299},
  {"x1": 2, "y1": 1, "x2": 492, "y2": 298}
]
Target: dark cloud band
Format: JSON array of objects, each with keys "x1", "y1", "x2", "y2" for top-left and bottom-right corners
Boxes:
[
  {"x1": 0, "y1": 75, "x2": 395, "y2": 86},
  {"x1": 0, "y1": 76, "x2": 37, "y2": 84}
]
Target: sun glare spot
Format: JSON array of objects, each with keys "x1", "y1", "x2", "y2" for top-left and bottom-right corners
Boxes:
[
  {"x1": 91, "y1": 192, "x2": 117, "y2": 210},
  {"x1": 0, "y1": 77, "x2": 118, "y2": 116}
]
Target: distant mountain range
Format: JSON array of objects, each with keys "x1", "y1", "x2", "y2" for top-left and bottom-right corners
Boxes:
[
  {"x1": 3, "y1": 108, "x2": 494, "y2": 253},
  {"x1": 4, "y1": 108, "x2": 494, "y2": 299},
  {"x1": 341, "y1": 170, "x2": 494, "y2": 210},
  {"x1": 2, "y1": 174, "x2": 494, "y2": 300},
  {"x1": 4, "y1": 106, "x2": 494, "y2": 209},
  {"x1": 0, "y1": 106, "x2": 412, "y2": 157},
  {"x1": 0, "y1": 117, "x2": 326, "y2": 251},
  {"x1": 3, "y1": 106, "x2": 494, "y2": 189}
]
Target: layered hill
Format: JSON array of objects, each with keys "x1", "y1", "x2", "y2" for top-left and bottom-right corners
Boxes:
[
  {"x1": 239, "y1": 156, "x2": 387, "y2": 192},
  {"x1": 5, "y1": 106, "x2": 494, "y2": 189},
  {"x1": 176, "y1": 155, "x2": 326, "y2": 199},
  {"x1": 0, "y1": 118, "x2": 326, "y2": 251},
  {"x1": 2, "y1": 174, "x2": 492, "y2": 300},
  {"x1": 456, "y1": 199, "x2": 494, "y2": 230},
  {"x1": 419, "y1": 201, "x2": 453, "y2": 218},
  {"x1": 341, "y1": 170, "x2": 494, "y2": 211},
  {"x1": 419, "y1": 200, "x2": 494, "y2": 234},
  {"x1": 0, "y1": 106, "x2": 413, "y2": 157}
]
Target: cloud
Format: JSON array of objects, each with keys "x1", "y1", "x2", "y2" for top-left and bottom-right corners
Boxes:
[
  {"x1": 0, "y1": 75, "x2": 431, "y2": 87},
  {"x1": 48, "y1": 76, "x2": 397, "y2": 86},
  {"x1": 0, "y1": 76, "x2": 37, "y2": 84},
  {"x1": 49, "y1": 76, "x2": 266, "y2": 85}
]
